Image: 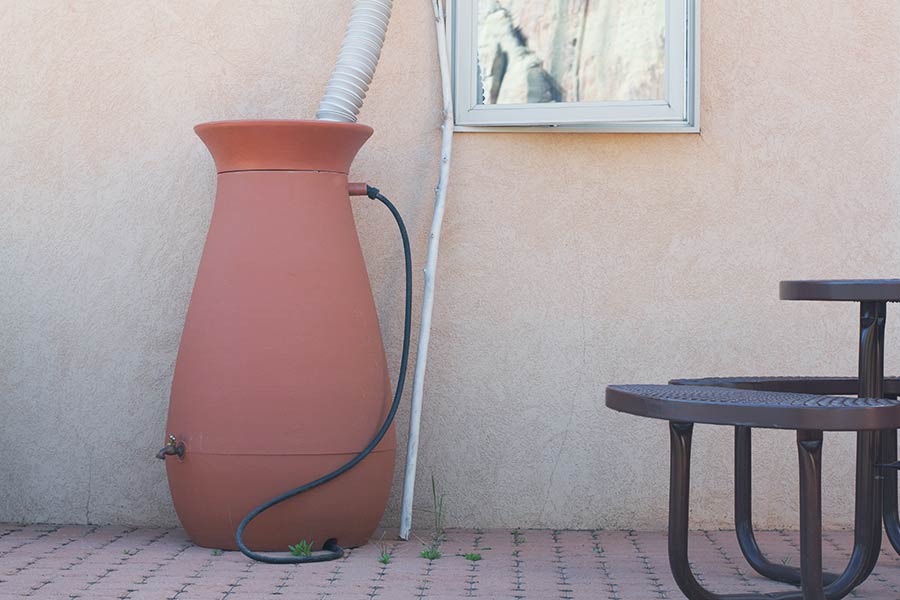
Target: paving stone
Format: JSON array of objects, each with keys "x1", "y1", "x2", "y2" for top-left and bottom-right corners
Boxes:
[{"x1": 3, "y1": 525, "x2": 900, "y2": 598}]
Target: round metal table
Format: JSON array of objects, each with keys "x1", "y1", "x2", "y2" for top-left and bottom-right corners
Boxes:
[{"x1": 781, "y1": 279, "x2": 900, "y2": 581}]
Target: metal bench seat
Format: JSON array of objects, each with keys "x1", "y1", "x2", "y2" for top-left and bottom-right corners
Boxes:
[
  {"x1": 605, "y1": 383, "x2": 900, "y2": 600},
  {"x1": 607, "y1": 384, "x2": 900, "y2": 431},
  {"x1": 669, "y1": 376, "x2": 900, "y2": 582},
  {"x1": 669, "y1": 375, "x2": 900, "y2": 396}
]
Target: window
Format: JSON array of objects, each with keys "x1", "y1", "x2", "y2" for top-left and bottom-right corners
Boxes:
[{"x1": 451, "y1": 0, "x2": 699, "y2": 132}]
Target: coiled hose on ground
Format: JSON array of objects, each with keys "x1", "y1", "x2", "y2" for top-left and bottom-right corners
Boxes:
[{"x1": 235, "y1": 186, "x2": 412, "y2": 564}]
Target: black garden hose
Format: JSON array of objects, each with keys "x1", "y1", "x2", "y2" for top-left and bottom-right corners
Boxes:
[{"x1": 236, "y1": 185, "x2": 412, "y2": 564}]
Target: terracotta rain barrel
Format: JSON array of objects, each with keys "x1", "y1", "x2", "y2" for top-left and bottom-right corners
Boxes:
[{"x1": 163, "y1": 119, "x2": 396, "y2": 551}]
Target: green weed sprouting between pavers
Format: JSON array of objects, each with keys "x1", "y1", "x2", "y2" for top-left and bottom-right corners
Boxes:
[
  {"x1": 378, "y1": 540, "x2": 391, "y2": 565},
  {"x1": 418, "y1": 474, "x2": 446, "y2": 561},
  {"x1": 288, "y1": 540, "x2": 314, "y2": 557}
]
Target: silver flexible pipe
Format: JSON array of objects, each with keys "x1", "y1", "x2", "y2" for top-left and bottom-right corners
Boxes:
[{"x1": 316, "y1": 0, "x2": 393, "y2": 122}]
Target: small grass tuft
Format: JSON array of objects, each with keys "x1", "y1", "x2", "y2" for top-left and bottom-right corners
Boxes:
[
  {"x1": 378, "y1": 541, "x2": 391, "y2": 565},
  {"x1": 288, "y1": 540, "x2": 314, "y2": 557},
  {"x1": 421, "y1": 547, "x2": 442, "y2": 560},
  {"x1": 211, "y1": 549, "x2": 223, "y2": 556},
  {"x1": 413, "y1": 475, "x2": 446, "y2": 563},
  {"x1": 464, "y1": 552, "x2": 482, "y2": 561},
  {"x1": 431, "y1": 475, "x2": 445, "y2": 538}
]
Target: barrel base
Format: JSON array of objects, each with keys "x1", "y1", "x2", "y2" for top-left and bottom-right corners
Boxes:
[{"x1": 166, "y1": 447, "x2": 395, "y2": 551}]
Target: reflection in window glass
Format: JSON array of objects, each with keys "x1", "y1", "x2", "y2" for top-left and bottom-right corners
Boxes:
[{"x1": 477, "y1": 0, "x2": 665, "y2": 105}]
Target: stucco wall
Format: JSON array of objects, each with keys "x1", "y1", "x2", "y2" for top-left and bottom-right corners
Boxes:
[{"x1": 1, "y1": 1, "x2": 899, "y2": 532}]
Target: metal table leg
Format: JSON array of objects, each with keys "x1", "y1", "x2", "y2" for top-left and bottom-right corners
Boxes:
[
  {"x1": 734, "y1": 426, "x2": 837, "y2": 585},
  {"x1": 668, "y1": 421, "x2": 868, "y2": 600},
  {"x1": 855, "y1": 301, "x2": 885, "y2": 585},
  {"x1": 797, "y1": 430, "x2": 826, "y2": 599},
  {"x1": 853, "y1": 301, "x2": 900, "y2": 562},
  {"x1": 881, "y1": 428, "x2": 900, "y2": 555},
  {"x1": 727, "y1": 301, "x2": 886, "y2": 589}
]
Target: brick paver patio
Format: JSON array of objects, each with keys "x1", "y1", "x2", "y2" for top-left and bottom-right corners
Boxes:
[{"x1": 3, "y1": 525, "x2": 900, "y2": 599}]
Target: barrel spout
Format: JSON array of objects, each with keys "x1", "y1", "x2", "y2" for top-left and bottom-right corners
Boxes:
[{"x1": 156, "y1": 435, "x2": 185, "y2": 460}]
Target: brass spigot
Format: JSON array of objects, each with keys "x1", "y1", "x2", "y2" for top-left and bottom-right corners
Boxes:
[{"x1": 156, "y1": 434, "x2": 185, "y2": 460}]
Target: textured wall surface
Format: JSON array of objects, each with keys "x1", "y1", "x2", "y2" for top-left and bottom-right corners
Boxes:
[{"x1": 1, "y1": 1, "x2": 900, "y2": 531}]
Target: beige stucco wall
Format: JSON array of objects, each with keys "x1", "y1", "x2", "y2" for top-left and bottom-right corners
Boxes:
[{"x1": 1, "y1": 1, "x2": 899, "y2": 532}]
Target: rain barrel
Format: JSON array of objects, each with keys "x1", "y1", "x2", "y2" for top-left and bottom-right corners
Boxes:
[{"x1": 164, "y1": 120, "x2": 396, "y2": 551}]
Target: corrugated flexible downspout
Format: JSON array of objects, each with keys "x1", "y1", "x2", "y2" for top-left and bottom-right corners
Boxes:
[{"x1": 316, "y1": 0, "x2": 393, "y2": 122}]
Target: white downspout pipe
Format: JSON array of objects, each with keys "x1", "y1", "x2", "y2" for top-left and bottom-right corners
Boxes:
[
  {"x1": 399, "y1": 0, "x2": 454, "y2": 540},
  {"x1": 317, "y1": 0, "x2": 393, "y2": 122}
]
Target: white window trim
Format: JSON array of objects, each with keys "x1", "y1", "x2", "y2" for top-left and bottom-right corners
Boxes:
[{"x1": 451, "y1": 0, "x2": 700, "y2": 133}]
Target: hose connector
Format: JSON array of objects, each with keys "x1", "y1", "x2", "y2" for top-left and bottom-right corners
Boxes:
[
  {"x1": 348, "y1": 182, "x2": 369, "y2": 197},
  {"x1": 348, "y1": 183, "x2": 380, "y2": 200},
  {"x1": 156, "y1": 434, "x2": 185, "y2": 460}
]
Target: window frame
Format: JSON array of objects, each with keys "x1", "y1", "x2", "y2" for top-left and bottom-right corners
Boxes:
[{"x1": 450, "y1": 0, "x2": 700, "y2": 133}]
